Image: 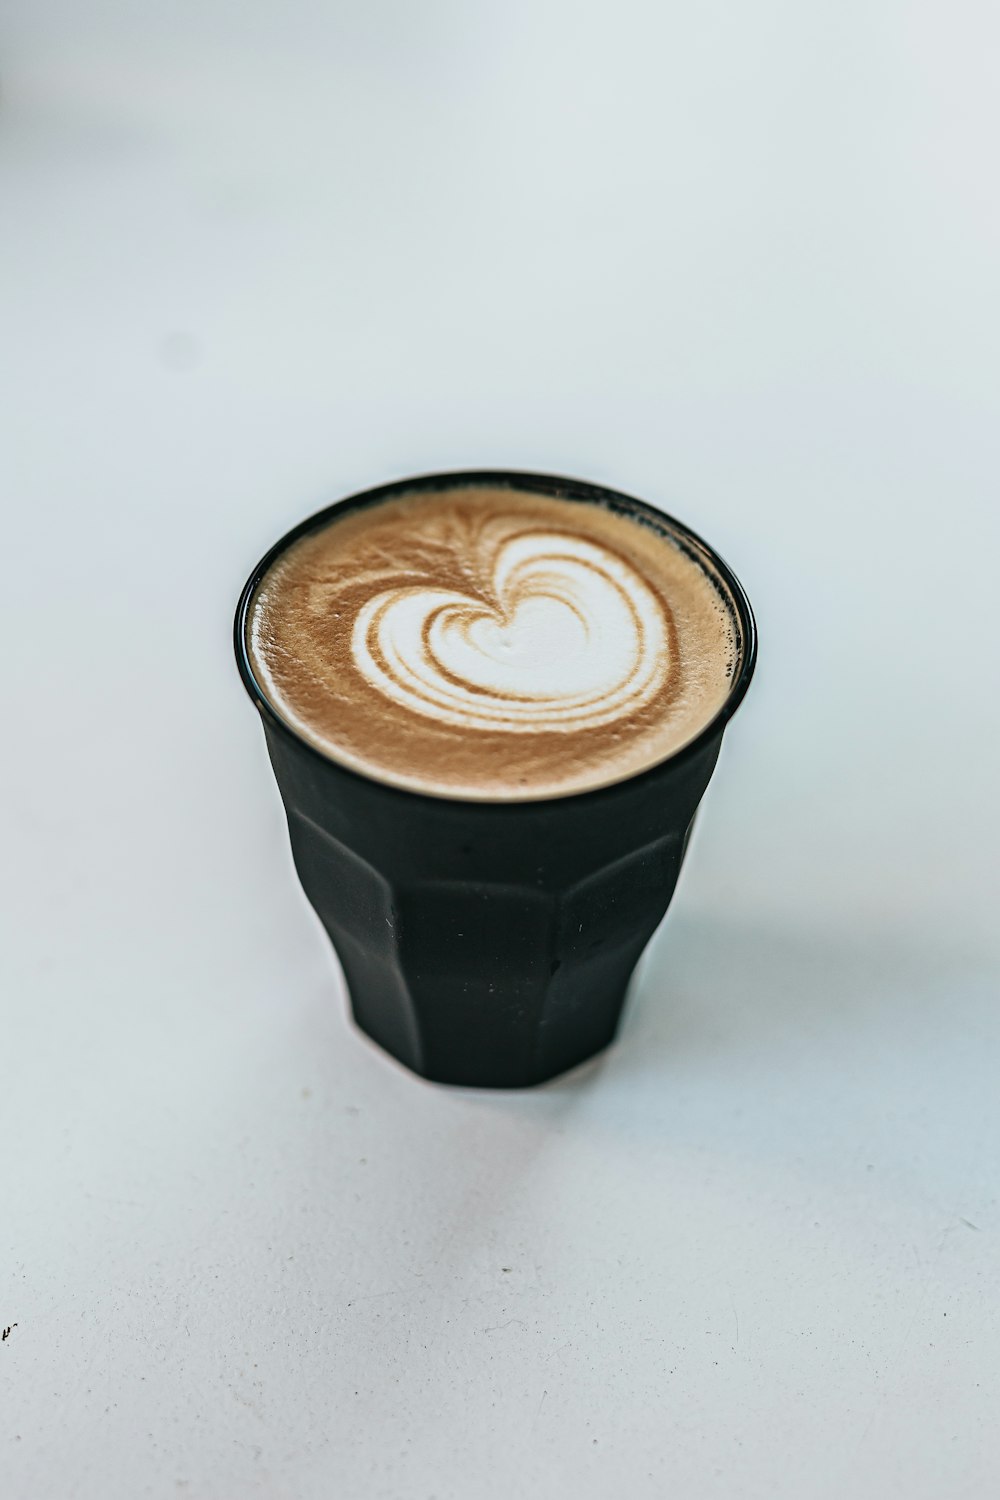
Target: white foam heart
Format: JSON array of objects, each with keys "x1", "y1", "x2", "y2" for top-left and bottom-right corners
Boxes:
[{"x1": 351, "y1": 530, "x2": 669, "y2": 733}]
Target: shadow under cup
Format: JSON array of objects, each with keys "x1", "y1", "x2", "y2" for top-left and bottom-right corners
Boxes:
[{"x1": 235, "y1": 471, "x2": 757, "y2": 1088}]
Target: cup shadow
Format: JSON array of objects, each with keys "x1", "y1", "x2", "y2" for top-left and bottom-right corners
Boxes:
[
  {"x1": 536, "y1": 908, "x2": 983, "y2": 1093},
  {"x1": 296, "y1": 909, "x2": 991, "y2": 1329}
]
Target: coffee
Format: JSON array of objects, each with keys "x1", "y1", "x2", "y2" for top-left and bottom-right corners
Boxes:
[
  {"x1": 237, "y1": 471, "x2": 757, "y2": 1085},
  {"x1": 246, "y1": 482, "x2": 741, "y2": 800}
]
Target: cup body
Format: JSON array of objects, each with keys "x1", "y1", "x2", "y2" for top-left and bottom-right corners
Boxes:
[{"x1": 236, "y1": 471, "x2": 756, "y2": 1087}]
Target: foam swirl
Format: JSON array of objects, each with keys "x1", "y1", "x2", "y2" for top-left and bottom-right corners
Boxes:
[{"x1": 351, "y1": 530, "x2": 669, "y2": 733}]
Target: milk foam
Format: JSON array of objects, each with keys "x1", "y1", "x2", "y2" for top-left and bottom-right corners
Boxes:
[
  {"x1": 351, "y1": 531, "x2": 668, "y2": 733},
  {"x1": 246, "y1": 483, "x2": 740, "y2": 801}
]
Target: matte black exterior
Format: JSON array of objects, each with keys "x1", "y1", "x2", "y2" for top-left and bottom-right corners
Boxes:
[{"x1": 236, "y1": 470, "x2": 756, "y2": 1088}]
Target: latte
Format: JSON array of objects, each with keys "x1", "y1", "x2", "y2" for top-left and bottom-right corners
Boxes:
[{"x1": 246, "y1": 481, "x2": 742, "y2": 800}]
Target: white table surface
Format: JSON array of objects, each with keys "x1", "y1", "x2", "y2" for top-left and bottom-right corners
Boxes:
[{"x1": 3, "y1": 5, "x2": 999, "y2": 1497}]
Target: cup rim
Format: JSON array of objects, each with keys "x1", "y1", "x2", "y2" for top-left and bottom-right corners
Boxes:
[{"x1": 234, "y1": 468, "x2": 758, "y2": 806}]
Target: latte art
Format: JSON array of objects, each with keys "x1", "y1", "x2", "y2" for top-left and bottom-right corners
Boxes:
[
  {"x1": 352, "y1": 531, "x2": 669, "y2": 733},
  {"x1": 247, "y1": 483, "x2": 741, "y2": 800}
]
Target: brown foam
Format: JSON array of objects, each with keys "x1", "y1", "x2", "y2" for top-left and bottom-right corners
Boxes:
[{"x1": 246, "y1": 484, "x2": 741, "y2": 800}]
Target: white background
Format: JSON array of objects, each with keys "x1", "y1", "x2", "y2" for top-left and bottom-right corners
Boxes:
[{"x1": 2, "y1": 4, "x2": 999, "y2": 1497}]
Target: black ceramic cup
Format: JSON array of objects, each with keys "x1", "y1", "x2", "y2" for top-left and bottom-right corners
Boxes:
[{"x1": 235, "y1": 471, "x2": 756, "y2": 1088}]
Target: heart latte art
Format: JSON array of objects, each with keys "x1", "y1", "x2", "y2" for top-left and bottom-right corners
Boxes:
[
  {"x1": 247, "y1": 484, "x2": 740, "y2": 800},
  {"x1": 352, "y1": 531, "x2": 669, "y2": 735}
]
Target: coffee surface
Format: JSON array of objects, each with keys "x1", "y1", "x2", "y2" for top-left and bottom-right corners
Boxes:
[{"x1": 247, "y1": 483, "x2": 740, "y2": 800}]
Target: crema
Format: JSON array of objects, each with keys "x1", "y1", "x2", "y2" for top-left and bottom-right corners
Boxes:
[{"x1": 246, "y1": 482, "x2": 740, "y2": 800}]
